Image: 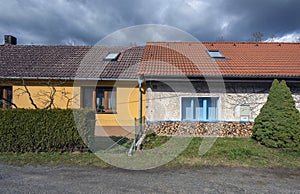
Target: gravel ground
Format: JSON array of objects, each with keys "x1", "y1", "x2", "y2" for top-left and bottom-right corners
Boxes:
[{"x1": 0, "y1": 164, "x2": 299, "y2": 193}]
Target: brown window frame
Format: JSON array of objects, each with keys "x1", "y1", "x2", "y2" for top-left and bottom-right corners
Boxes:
[
  {"x1": 82, "y1": 87, "x2": 117, "y2": 114},
  {"x1": 95, "y1": 87, "x2": 117, "y2": 114},
  {"x1": 0, "y1": 86, "x2": 12, "y2": 109}
]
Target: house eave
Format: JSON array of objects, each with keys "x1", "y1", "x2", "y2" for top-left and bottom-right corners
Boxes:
[
  {"x1": 143, "y1": 74, "x2": 300, "y2": 82},
  {"x1": 0, "y1": 76, "x2": 136, "y2": 82}
]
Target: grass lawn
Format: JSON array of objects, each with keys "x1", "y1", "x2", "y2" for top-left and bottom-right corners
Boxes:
[
  {"x1": 168, "y1": 137, "x2": 300, "y2": 169},
  {"x1": 0, "y1": 136, "x2": 299, "y2": 169},
  {"x1": 0, "y1": 152, "x2": 109, "y2": 168}
]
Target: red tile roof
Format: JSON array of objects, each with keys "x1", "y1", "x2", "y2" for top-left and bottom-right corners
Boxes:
[{"x1": 139, "y1": 42, "x2": 300, "y2": 78}]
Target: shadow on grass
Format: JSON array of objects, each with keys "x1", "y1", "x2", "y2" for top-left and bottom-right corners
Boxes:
[{"x1": 90, "y1": 136, "x2": 131, "y2": 153}]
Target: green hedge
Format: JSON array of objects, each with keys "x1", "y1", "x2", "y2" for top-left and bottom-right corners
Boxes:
[{"x1": 0, "y1": 109, "x2": 95, "y2": 153}]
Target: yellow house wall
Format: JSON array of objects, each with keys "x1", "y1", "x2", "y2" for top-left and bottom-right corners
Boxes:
[
  {"x1": 95, "y1": 86, "x2": 146, "y2": 127},
  {"x1": 12, "y1": 85, "x2": 81, "y2": 109},
  {"x1": 11, "y1": 81, "x2": 145, "y2": 128}
]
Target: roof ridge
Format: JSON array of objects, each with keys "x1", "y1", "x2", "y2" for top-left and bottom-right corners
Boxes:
[
  {"x1": 204, "y1": 42, "x2": 300, "y2": 44},
  {"x1": 147, "y1": 41, "x2": 300, "y2": 44},
  {"x1": 0, "y1": 45, "x2": 146, "y2": 49}
]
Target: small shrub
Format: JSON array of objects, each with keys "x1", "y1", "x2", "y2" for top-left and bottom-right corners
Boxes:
[{"x1": 252, "y1": 79, "x2": 300, "y2": 149}]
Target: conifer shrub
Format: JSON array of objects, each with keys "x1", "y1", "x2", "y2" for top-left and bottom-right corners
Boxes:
[{"x1": 252, "y1": 79, "x2": 300, "y2": 150}]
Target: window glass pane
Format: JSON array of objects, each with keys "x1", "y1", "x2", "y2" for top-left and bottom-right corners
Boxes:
[
  {"x1": 83, "y1": 87, "x2": 94, "y2": 108},
  {"x1": 182, "y1": 98, "x2": 191, "y2": 120},
  {"x1": 195, "y1": 98, "x2": 203, "y2": 120},
  {"x1": 207, "y1": 50, "x2": 225, "y2": 58},
  {"x1": 96, "y1": 87, "x2": 116, "y2": 112},
  {"x1": 107, "y1": 91, "x2": 112, "y2": 109},
  {"x1": 96, "y1": 88, "x2": 104, "y2": 109},
  {"x1": 207, "y1": 98, "x2": 218, "y2": 121},
  {"x1": 0, "y1": 87, "x2": 3, "y2": 108},
  {"x1": 109, "y1": 90, "x2": 116, "y2": 110},
  {"x1": 6, "y1": 87, "x2": 12, "y2": 108},
  {"x1": 104, "y1": 52, "x2": 120, "y2": 61}
]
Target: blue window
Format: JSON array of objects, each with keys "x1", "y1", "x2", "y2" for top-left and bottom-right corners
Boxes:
[{"x1": 182, "y1": 97, "x2": 218, "y2": 121}]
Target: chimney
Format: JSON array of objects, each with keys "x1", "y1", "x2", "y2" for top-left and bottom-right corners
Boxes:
[{"x1": 4, "y1": 35, "x2": 17, "y2": 45}]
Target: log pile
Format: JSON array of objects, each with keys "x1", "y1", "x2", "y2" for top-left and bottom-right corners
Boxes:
[{"x1": 145, "y1": 122, "x2": 253, "y2": 137}]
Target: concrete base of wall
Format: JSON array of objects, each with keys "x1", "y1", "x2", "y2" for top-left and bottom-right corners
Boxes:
[{"x1": 146, "y1": 121, "x2": 253, "y2": 137}]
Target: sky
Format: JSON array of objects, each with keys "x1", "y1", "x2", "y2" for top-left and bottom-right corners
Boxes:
[{"x1": 0, "y1": 0, "x2": 300, "y2": 45}]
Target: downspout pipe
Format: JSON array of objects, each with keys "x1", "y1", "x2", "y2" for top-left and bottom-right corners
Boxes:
[{"x1": 137, "y1": 74, "x2": 145, "y2": 137}]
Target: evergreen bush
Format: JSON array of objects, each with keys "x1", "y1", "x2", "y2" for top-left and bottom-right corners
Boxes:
[{"x1": 252, "y1": 79, "x2": 300, "y2": 149}]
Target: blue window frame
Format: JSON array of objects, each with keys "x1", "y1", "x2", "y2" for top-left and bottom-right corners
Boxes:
[{"x1": 182, "y1": 97, "x2": 218, "y2": 121}]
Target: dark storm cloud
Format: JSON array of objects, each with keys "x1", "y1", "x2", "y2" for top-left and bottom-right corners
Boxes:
[
  {"x1": 0, "y1": 0, "x2": 299, "y2": 45},
  {"x1": 217, "y1": 0, "x2": 300, "y2": 41}
]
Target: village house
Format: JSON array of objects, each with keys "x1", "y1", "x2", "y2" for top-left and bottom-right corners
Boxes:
[
  {"x1": 140, "y1": 42, "x2": 300, "y2": 136},
  {"x1": 1, "y1": 35, "x2": 300, "y2": 137},
  {"x1": 0, "y1": 35, "x2": 145, "y2": 137}
]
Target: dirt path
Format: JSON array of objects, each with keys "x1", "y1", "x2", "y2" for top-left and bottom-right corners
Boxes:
[{"x1": 0, "y1": 164, "x2": 299, "y2": 193}]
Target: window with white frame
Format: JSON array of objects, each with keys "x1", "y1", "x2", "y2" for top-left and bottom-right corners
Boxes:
[{"x1": 181, "y1": 97, "x2": 218, "y2": 121}]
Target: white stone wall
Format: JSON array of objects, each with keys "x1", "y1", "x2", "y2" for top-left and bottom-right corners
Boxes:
[
  {"x1": 223, "y1": 93, "x2": 268, "y2": 121},
  {"x1": 293, "y1": 94, "x2": 300, "y2": 111},
  {"x1": 145, "y1": 81, "x2": 300, "y2": 122}
]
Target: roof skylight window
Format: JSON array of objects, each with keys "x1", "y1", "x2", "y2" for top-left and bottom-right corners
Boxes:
[
  {"x1": 207, "y1": 50, "x2": 225, "y2": 59},
  {"x1": 104, "y1": 52, "x2": 121, "y2": 61}
]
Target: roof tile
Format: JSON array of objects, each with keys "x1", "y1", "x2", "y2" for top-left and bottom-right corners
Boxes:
[
  {"x1": 0, "y1": 45, "x2": 143, "y2": 79},
  {"x1": 139, "y1": 42, "x2": 300, "y2": 78}
]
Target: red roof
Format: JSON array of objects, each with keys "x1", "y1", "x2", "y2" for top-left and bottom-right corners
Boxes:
[{"x1": 139, "y1": 42, "x2": 300, "y2": 78}]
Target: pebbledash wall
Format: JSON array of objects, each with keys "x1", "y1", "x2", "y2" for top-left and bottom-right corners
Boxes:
[{"x1": 145, "y1": 80, "x2": 300, "y2": 137}]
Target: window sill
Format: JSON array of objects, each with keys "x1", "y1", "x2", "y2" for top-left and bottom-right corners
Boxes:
[
  {"x1": 181, "y1": 120, "x2": 218, "y2": 122},
  {"x1": 96, "y1": 111, "x2": 117, "y2": 114}
]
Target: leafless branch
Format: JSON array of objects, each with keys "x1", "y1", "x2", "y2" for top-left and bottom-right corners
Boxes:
[
  {"x1": 252, "y1": 32, "x2": 264, "y2": 43},
  {"x1": 58, "y1": 88, "x2": 79, "y2": 109},
  {"x1": 43, "y1": 86, "x2": 56, "y2": 110},
  {"x1": 0, "y1": 98, "x2": 18, "y2": 108},
  {"x1": 18, "y1": 79, "x2": 39, "y2": 109},
  {"x1": 12, "y1": 78, "x2": 74, "y2": 110}
]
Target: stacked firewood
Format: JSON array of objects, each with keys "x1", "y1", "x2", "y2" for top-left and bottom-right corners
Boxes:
[{"x1": 146, "y1": 122, "x2": 253, "y2": 137}]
